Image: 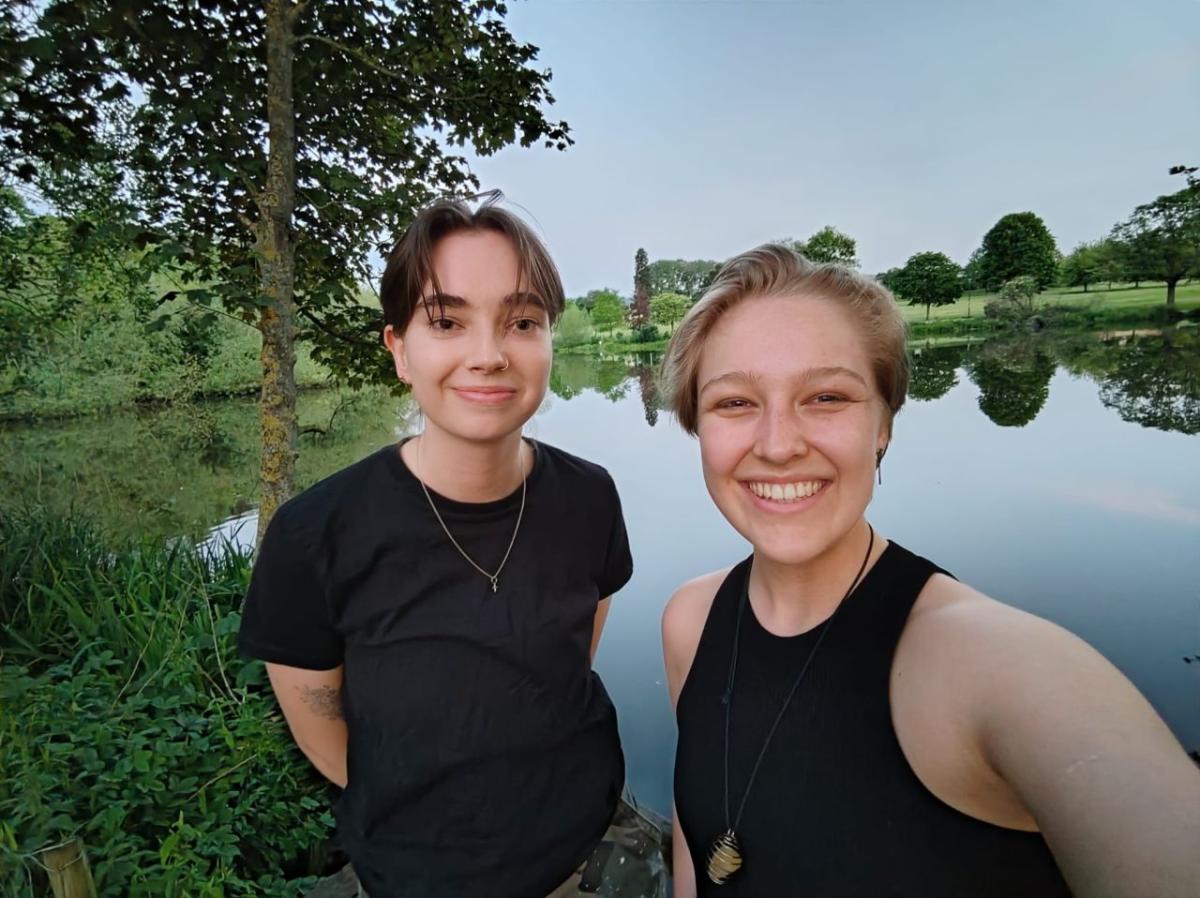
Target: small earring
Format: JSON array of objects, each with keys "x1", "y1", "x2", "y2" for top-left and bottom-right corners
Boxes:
[{"x1": 876, "y1": 448, "x2": 885, "y2": 486}]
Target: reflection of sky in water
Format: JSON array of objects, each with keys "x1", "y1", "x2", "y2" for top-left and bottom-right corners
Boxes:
[
  {"x1": 192, "y1": 355, "x2": 1200, "y2": 816},
  {"x1": 530, "y1": 364, "x2": 1200, "y2": 815}
]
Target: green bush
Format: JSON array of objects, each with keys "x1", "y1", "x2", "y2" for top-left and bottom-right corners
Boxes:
[
  {"x1": 552, "y1": 304, "x2": 595, "y2": 348},
  {"x1": 0, "y1": 510, "x2": 335, "y2": 897},
  {"x1": 631, "y1": 324, "x2": 660, "y2": 344}
]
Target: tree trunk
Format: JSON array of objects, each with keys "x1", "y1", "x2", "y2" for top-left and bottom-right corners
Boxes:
[
  {"x1": 1166, "y1": 277, "x2": 1178, "y2": 307},
  {"x1": 256, "y1": 0, "x2": 299, "y2": 545},
  {"x1": 925, "y1": 303, "x2": 930, "y2": 321}
]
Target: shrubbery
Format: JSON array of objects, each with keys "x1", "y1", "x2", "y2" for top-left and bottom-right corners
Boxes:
[{"x1": 0, "y1": 510, "x2": 336, "y2": 897}]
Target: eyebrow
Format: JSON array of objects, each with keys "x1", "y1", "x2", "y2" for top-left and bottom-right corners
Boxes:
[
  {"x1": 699, "y1": 366, "x2": 868, "y2": 395},
  {"x1": 420, "y1": 291, "x2": 547, "y2": 312}
]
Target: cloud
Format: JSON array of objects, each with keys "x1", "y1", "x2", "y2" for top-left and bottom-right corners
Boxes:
[{"x1": 1056, "y1": 484, "x2": 1200, "y2": 527}]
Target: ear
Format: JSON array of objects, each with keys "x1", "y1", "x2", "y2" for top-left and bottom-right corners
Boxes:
[
  {"x1": 876, "y1": 417, "x2": 892, "y2": 459},
  {"x1": 382, "y1": 324, "x2": 409, "y2": 384}
]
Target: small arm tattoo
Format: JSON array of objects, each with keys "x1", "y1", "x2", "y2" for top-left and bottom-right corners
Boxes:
[{"x1": 299, "y1": 684, "x2": 344, "y2": 721}]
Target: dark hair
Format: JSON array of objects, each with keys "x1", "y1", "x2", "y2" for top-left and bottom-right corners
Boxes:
[{"x1": 379, "y1": 192, "x2": 566, "y2": 330}]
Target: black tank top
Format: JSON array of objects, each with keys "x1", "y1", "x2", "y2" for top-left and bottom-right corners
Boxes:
[{"x1": 674, "y1": 543, "x2": 1073, "y2": 897}]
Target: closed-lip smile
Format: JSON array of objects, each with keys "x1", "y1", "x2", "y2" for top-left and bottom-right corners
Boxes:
[{"x1": 452, "y1": 385, "x2": 517, "y2": 404}]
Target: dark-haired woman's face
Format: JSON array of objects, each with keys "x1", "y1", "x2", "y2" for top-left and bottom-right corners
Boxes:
[
  {"x1": 695, "y1": 294, "x2": 889, "y2": 565},
  {"x1": 383, "y1": 230, "x2": 551, "y2": 444}
]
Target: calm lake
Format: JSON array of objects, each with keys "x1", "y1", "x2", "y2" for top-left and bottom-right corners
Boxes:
[{"x1": 2, "y1": 326, "x2": 1198, "y2": 816}]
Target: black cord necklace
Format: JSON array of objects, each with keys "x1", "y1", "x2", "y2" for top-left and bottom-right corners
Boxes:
[{"x1": 706, "y1": 524, "x2": 876, "y2": 886}]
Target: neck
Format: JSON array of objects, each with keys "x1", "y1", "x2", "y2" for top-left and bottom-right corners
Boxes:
[
  {"x1": 749, "y1": 519, "x2": 881, "y2": 637},
  {"x1": 402, "y1": 423, "x2": 529, "y2": 503}
]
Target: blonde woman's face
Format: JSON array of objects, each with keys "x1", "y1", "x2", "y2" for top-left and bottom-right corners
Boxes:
[{"x1": 694, "y1": 295, "x2": 890, "y2": 566}]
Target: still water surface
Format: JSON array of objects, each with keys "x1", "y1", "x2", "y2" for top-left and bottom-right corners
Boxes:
[{"x1": 3, "y1": 328, "x2": 1198, "y2": 815}]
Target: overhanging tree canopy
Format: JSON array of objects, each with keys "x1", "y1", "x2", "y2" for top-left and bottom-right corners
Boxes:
[{"x1": 2, "y1": 0, "x2": 572, "y2": 535}]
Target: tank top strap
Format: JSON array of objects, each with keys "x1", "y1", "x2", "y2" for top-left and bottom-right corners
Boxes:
[{"x1": 834, "y1": 540, "x2": 956, "y2": 657}]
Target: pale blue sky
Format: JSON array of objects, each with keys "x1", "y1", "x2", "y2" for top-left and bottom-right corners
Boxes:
[{"x1": 463, "y1": 0, "x2": 1200, "y2": 296}]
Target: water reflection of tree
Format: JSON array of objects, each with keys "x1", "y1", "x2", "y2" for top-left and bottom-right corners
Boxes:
[
  {"x1": 0, "y1": 388, "x2": 403, "y2": 540},
  {"x1": 908, "y1": 344, "x2": 963, "y2": 402},
  {"x1": 635, "y1": 366, "x2": 661, "y2": 426},
  {"x1": 966, "y1": 340, "x2": 1056, "y2": 427},
  {"x1": 548, "y1": 355, "x2": 633, "y2": 403},
  {"x1": 1095, "y1": 331, "x2": 1200, "y2": 434}
]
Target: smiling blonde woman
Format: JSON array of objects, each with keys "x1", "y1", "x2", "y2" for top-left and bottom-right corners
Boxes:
[{"x1": 660, "y1": 244, "x2": 1200, "y2": 897}]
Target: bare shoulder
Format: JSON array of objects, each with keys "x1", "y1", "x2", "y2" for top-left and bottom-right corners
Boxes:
[
  {"x1": 661, "y1": 568, "x2": 730, "y2": 705},
  {"x1": 898, "y1": 574, "x2": 1116, "y2": 692},
  {"x1": 897, "y1": 576, "x2": 1200, "y2": 895}
]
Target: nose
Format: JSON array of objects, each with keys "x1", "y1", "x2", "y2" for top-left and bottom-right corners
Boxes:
[
  {"x1": 753, "y1": 403, "x2": 807, "y2": 466},
  {"x1": 467, "y1": 327, "x2": 508, "y2": 373}
]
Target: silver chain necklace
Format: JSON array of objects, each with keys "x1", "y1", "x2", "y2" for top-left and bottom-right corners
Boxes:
[{"x1": 415, "y1": 435, "x2": 527, "y2": 593}]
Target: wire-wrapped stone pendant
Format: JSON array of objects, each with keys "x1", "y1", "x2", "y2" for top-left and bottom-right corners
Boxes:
[{"x1": 706, "y1": 828, "x2": 743, "y2": 884}]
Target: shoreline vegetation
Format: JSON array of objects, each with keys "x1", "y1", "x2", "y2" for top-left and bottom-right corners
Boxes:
[
  {"x1": 556, "y1": 282, "x2": 1200, "y2": 356},
  {"x1": 2, "y1": 282, "x2": 1197, "y2": 424},
  {"x1": 0, "y1": 510, "x2": 338, "y2": 898}
]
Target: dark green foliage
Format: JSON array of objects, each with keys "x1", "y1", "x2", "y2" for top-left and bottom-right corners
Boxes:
[
  {"x1": 966, "y1": 341, "x2": 1056, "y2": 427},
  {"x1": 0, "y1": 510, "x2": 334, "y2": 897},
  {"x1": 632, "y1": 323, "x2": 660, "y2": 343},
  {"x1": 1111, "y1": 188, "x2": 1200, "y2": 306},
  {"x1": 631, "y1": 249, "x2": 650, "y2": 328},
  {"x1": 961, "y1": 247, "x2": 986, "y2": 291},
  {"x1": 787, "y1": 226, "x2": 859, "y2": 268},
  {"x1": 1095, "y1": 330, "x2": 1200, "y2": 434},
  {"x1": 1059, "y1": 242, "x2": 1101, "y2": 292},
  {"x1": 978, "y1": 212, "x2": 1059, "y2": 290},
  {"x1": 644, "y1": 259, "x2": 720, "y2": 301},
  {"x1": 908, "y1": 344, "x2": 962, "y2": 402},
  {"x1": 2, "y1": 0, "x2": 572, "y2": 387},
  {"x1": 888, "y1": 251, "x2": 963, "y2": 321}
]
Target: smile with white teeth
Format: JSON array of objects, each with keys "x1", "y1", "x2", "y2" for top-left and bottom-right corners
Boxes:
[{"x1": 745, "y1": 480, "x2": 825, "y2": 502}]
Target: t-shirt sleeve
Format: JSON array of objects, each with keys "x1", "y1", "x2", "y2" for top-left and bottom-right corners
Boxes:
[
  {"x1": 237, "y1": 509, "x2": 344, "y2": 670},
  {"x1": 596, "y1": 476, "x2": 633, "y2": 599}
]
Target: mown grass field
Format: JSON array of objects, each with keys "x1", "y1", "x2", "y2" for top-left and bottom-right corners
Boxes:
[{"x1": 898, "y1": 281, "x2": 1200, "y2": 323}]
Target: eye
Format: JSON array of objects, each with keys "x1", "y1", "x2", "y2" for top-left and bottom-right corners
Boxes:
[
  {"x1": 510, "y1": 317, "x2": 541, "y2": 333},
  {"x1": 812, "y1": 393, "x2": 847, "y2": 405},
  {"x1": 429, "y1": 317, "x2": 459, "y2": 332},
  {"x1": 715, "y1": 397, "x2": 753, "y2": 410}
]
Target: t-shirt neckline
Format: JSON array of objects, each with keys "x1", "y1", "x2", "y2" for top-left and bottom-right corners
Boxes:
[{"x1": 382, "y1": 435, "x2": 543, "y2": 515}]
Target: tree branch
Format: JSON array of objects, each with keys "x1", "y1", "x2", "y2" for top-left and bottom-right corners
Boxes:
[
  {"x1": 298, "y1": 305, "x2": 377, "y2": 348},
  {"x1": 292, "y1": 34, "x2": 488, "y2": 101}
]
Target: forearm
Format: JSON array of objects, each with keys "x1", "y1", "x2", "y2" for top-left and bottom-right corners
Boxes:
[
  {"x1": 295, "y1": 718, "x2": 349, "y2": 788},
  {"x1": 672, "y1": 804, "x2": 697, "y2": 898},
  {"x1": 265, "y1": 663, "x2": 350, "y2": 789}
]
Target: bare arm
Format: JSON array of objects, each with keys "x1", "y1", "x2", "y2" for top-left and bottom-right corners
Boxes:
[
  {"x1": 671, "y1": 802, "x2": 697, "y2": 898},
  {"x1": 662, "y1": 571, "x2": 725, "y2": 898},
  {"x1": 266, "y1": 662, "x2": 349, "y2": 788},
  {"x1": 920, "y1": 595, "x2": 1200, "y2": 897},
  {"x1": 590, "y1": 596, "x2": 612, "y2": 662}
]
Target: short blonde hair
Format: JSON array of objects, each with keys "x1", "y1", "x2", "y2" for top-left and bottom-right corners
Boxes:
[{"x1": 661, "y1": 243, "x2": 909, "y2": 434}]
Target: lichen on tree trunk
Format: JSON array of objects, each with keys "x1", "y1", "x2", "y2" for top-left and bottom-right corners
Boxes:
[{"x1": 256, "y1": 0, "x2": 299, "y2": 546}]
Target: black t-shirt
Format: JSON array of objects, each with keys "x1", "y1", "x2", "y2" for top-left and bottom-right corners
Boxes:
[{"x1": 238, "y1": 439, "x2": 633, "y2": 898}]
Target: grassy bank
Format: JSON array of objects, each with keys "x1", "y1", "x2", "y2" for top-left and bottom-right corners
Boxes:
[
  {"x1": 901, "y1": 281, "x2": 1200, "y2": 323},
  {"x1": 555, "y1": 281, "x2": 1200, "y2": 354},
  {"x1": 0, "y1": 510, "x2": 335, "y2": 897}
]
